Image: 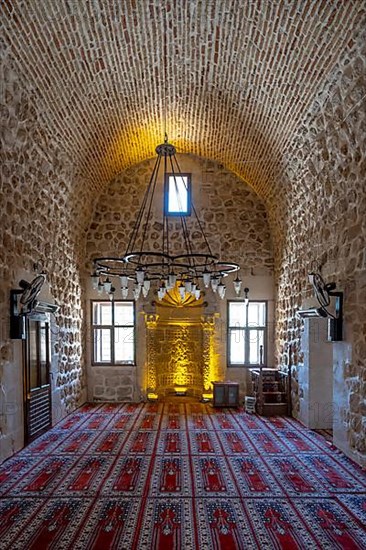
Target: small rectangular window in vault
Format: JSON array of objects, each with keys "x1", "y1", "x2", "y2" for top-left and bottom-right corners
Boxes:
[{"x1": 165, "y1": 173, "x2": 191, "y2": 216}]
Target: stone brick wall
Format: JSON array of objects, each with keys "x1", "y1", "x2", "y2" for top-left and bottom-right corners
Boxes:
[
  {"x1": 0, "y1": 53, "x2": 88, "y2": 461},
  {"x1": 2, "y1": 0, "x2": 365, "y2": 466},
  {"x1": 90, "y1": 367, "x2": 136, "y2": 402},
  {"x1": 86, "y1": 155, "x2": 274, "y2": 271},
  {"x1": 85, "y1": 155, "x2": 274, "y2": 401},
  {"x1": 270, "y1": 28, "x2": 366, "y2": 464}
]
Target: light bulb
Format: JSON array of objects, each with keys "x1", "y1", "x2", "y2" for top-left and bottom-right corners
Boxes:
[
  {"x1": 104, "y1": 278, "x2": 112, "y2": 293},
  {"x1": 91, "y1": 272, "x2": 99, "y2": 290},
  {"x1": 184, "y1": 280, "x2": 192, "y2": 293},
  {"x1": 218, "y1": 283, "x2": 226, "y2": 299},
  {"x1": 143, "y1": 279, "x2": 151, "y2": 291},
  {"x1": 179, "y1": 285, "x2": 185, "y2": 299},
  {"x1": 142, "y1": 285, "x2": 149, "y2": 298},
  {"x1": 233, "y1": 275, "x2": 242, "y2": 296},
  {"x1": 133, "y1": 284, "x2": 141, "y2": 300},
  {"x1": 169, "y1": 272, "x2": 177, "y2": 288},
  {"x1": 120, "y1": 275, "x2": 128, "y2": 288},
  {"x1": 122, "y1": 287, "x2": 129, "y2": 299},
  {"x1": 158, "y1": 286, "x2": 166, "y2": 300},
  {"x1": 136, "y1": 268, "x2": 145, "y2": 284},
  {"x1": 211, "y1": 276, "x2": 219, "y2": 292},
  {"x1": 203, "y1": 271, "x2": 211, "y2": 288},
  {"x1": 244, "y1": 287, "x2": 249, "y2": 305},
  {"x1": 195, "y1": 288, "x2": 201, "y2": 300},
  {"x1": 158, "y1": 282, "x2": 167, "y2": 299}
]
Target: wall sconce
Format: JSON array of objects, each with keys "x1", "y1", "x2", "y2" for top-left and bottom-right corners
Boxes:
[
  {"x1": 233, "y1": 274, "x2": 242, "y2": 295},
  {"x1": 244, "y1": 287, "x2": 249, "y2": 305}
]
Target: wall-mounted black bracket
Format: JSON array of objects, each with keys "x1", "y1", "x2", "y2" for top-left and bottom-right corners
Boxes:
[{"x1": 10, "y1": 290, "x2": 26, "y2": 339}]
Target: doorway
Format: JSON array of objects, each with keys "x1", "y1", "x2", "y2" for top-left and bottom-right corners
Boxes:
[{"x1": 23, "y1": 316, "x2": 52, "y2": 443}]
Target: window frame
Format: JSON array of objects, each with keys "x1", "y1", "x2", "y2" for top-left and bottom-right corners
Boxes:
[
  {"x1": 164, "y1": 172, "x2": 192, "y2": 216},
  {"x1": 91, "y1": 300, "x2": 136, "y2": 366},
  {"x1": 227, "y1": 300, "x2": 268, "y2": 367}
]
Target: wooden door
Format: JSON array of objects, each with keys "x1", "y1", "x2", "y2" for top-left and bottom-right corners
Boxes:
[{"x1": 23, "y1": 316, "x2": 52, "y2": 443}]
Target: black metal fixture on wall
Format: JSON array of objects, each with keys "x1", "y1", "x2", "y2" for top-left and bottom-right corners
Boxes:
[
  {"x1": 10, "y1": 270, "x2": 59, "y2": 339},
  {"x1": 297, "y1": 271, "x2": 343, "y2": 341}
]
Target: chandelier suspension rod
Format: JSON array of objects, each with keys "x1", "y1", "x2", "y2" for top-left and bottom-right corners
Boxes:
[
  {"x1": 180, "y1": 213, "x2": 201, "y2": 281},
  {"x1": 179, "y1": 210, "x2": 196, "y2": 270},
  {"x1": 173, "y1": 154, "x2": 214, "y2": 259},
  {"x1": 124, "y1": 153, "x2": 162, "y2": 257},
  {"x1": 162, "y1": 153, "x2": 169, "y2": 273},
  {"x1": 168, "y1": 155, "x2": 196, "y2": 271},
  {"x1": 138, "y1": 154, "x2": 162, "y2": 262},
  {"x1": 179, "y1": 214, "x2": 194, "y2": 270}
]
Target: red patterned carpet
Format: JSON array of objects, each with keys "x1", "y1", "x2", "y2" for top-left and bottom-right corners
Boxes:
[{"x1": 1, "y1": 402, "x2": 365, "y2": 549}]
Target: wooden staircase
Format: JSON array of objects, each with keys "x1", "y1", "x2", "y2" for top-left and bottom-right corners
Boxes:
[{"x1": 250, "y1": 367, "x2": 289, "y2": 416}]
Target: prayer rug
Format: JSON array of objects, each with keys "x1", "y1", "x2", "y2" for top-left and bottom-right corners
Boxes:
[{"x1": 0, "y1": 402, "x2": 365, "y2": 549}]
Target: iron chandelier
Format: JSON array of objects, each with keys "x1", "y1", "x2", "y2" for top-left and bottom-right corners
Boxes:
[{"x1": 91, "y1": 135, "x2": 242, "y2": 302}]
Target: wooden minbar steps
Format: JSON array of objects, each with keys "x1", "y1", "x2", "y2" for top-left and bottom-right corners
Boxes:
[{"x1": 250, "y1": 346, "x2": 290, "y2": 416}]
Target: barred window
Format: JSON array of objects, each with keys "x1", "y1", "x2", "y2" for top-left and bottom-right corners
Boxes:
[
  {"x1": 164, "y1": 173, "x2": 191, "y2": 216},
  {"x1": 91, "y1": 301, "x2": 135, "y2": 365},
  {"x1": 228, "y1": 301, "x2": 267, "y2": 366}
]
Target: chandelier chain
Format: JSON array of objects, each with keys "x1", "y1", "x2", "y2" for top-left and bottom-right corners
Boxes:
[
  {"x1": 124, "y1": 153, "x2": 160, "y2": 256},
  {"x1": 173, "y1": 154, "x2": 214, "y2": 257},
  {"x1": 138, "y1": 155, "x2": 162, "y2": 260}
]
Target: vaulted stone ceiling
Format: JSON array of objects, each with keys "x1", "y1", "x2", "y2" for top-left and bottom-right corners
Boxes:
[{"x1": 2, "y1": 0, "x2": 364, "y2": 201}]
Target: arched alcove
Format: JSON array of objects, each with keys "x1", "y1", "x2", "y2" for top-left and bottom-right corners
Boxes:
[{"x1": 85, "y1": 154, "x2": 275, "y2": 402}]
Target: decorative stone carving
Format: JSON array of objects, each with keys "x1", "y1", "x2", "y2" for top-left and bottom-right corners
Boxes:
[
  {"x1": 201, "y1": 314, "x2": 221, "y2": 392},
  {"x1": 145, "y1": 313, "x2": 159, "y2": 393},
  {"x1": 146, "y1": 322, "x2": 204, "y2": 397}
]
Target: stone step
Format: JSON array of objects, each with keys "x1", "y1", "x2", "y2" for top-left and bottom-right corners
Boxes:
[
  {"x1": 258, "y1": 402, "x2": 288, "y2": 416},
  {"x1": 262, "y1": 382, "x2": 281, "y2": 391},
  {"x1": 263, "y1": 392, "x2": 287, "y2": 403}
]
